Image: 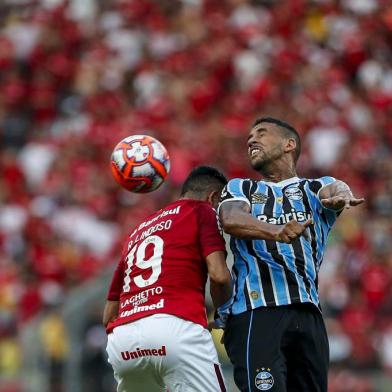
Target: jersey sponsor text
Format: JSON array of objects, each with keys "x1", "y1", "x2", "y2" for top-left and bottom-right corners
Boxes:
[
  {"x1": 120, "y1": 299, "x2": 165, "y2": 318},
  {"x1": 121, "y1": 286, "x2": 163, "y2": 308},
  {"x1": 121, "y1": 345, "x2": 166, "y2": 360},
  {"x1": 257, "y1": 209, "x2": 312, "y2": 224}
]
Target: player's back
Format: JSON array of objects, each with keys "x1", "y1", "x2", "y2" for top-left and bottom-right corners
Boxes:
[{"x1": 107, "y1": 199, "x2": 224, "y2": 332}]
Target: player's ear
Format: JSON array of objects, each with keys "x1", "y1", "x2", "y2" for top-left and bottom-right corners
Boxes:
[
  {"x1": 207, "y1": 191, "x2": 220, "y2": 209},
  {"x1": 284, "y1": 137, "x2": 296, "y2": 154}
]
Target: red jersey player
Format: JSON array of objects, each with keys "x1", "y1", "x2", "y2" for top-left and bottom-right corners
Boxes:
[{"x1": 103, "y1": 166, "x2": 232, "y2": 392}]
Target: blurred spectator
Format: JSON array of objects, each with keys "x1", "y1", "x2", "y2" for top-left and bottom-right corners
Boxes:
[
  {"x1": 39, "y1": 309, "x2": 69, "y2": 392},
  {"x1": 81, "y1": 311, "x2": 114, "y2": 392}
]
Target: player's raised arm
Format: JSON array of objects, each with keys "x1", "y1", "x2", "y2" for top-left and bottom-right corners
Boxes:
[
  {"x1": 319, "y1": 180, "x2": 364, "y2": 211},
  {"x1": 219, "y1": 200, "x2": 311, "y2": 244}
]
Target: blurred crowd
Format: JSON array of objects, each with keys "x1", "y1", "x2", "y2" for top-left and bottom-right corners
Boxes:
[{"x1": 0, "y1": 0, "x2": 391, "y2": 390}]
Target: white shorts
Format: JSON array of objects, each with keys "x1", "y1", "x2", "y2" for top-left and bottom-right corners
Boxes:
[{"x1": 106, "y1": 314, "x2": 227, "y2": 392}]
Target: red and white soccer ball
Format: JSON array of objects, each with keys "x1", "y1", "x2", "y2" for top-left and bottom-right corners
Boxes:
[{"x1": 110, "y1": 135, "x2": 170, "y2": 193}]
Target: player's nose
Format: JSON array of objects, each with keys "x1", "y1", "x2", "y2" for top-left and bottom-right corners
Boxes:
[{"x1": 248, "y1": 136, "x2": 256, "y2": 148}]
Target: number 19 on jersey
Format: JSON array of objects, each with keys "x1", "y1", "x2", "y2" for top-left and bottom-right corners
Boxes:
[{"x1": 123, "y1": 235, "x2": 164, "y2": 291}]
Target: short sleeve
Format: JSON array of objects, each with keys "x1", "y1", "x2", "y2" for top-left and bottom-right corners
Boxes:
[
  {"x1": 309, "y1": 176, "x2": 341, "y2": 225},
  {"x1": 218, "y1": 178, "x2": 252, "y2": 213},
  {"x1": 107, "y1": 259, "x2": 125, "y2": 300},
  {"x1": 309, "y1": 176, "x2": 337, "y2": 198},
  {"x1": 106, "y1": 239, "x2": 129, "y2": 300},
  {"x1": 196, "y1": 203, "x2": 226, "y2": 259}
]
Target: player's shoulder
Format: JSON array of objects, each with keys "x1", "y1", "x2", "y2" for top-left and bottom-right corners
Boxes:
[
  {"x1": 225, "y1": 177, "x2": 257, "y2": 190},
  {"x1": 176, "y1": 200, "x2": 218, "y2": 228},
  {"x1": 221, "y1": 178, "x2": 262, "y2": 204},
  {"x1": 302, "y1": 176, "x2": 337, "y2": 194},
  {"x1": 147, "y1": 200, "x2": 183, "y2": 219},
  {"x1": 188, "y1": 199, "x2": 216, "y2": 214},
  {"x1": 129, "y1": 200, "x2": 184, "y2": 236},
  {"x1": 226, "y1": 177, "x2": 250, "y2": 186},
  {"x1": 171, "y1": 198, "x2": 214, "y2": 215}
]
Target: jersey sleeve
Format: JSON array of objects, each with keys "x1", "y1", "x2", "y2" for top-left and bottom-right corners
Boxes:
[
  {"x1": 196, "y1": 203, "x2": 226, "y2": 259},
  {"x1": 309, "y1": 176, "x2": 341, "y2": 226},
  {"x1": 218, "y1": 178, "x2": 252, "y2": 213},
  {"x1": 309, "y1": 176, "x2": 337, "y2": 198},
  {"x1": 106, "y1": 259, "x2": 125, "y2": 301}
]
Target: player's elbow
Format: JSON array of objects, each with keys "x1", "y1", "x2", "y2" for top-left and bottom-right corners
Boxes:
[
  {"x1": 220, "y1": 209, "x2": 240, "y2": 235},
  {"x1": 210, "y1": 269, "x2": 232, "y2": 286},
  {"x1": 102, "y1": 314, "x2": 109, "y2": 328}
]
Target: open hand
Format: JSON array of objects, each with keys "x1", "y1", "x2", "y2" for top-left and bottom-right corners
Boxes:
[
  {"x1": 274, "y1": 219, "x2": 312, "y2": 244},
  {"x1": 320, "y1": 196, "x2": 364, "y2": 210}
]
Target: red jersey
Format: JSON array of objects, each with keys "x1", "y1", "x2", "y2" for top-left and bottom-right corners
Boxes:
[{"x1": 106, "y1": 199, "x2": 226, "y2": 333}]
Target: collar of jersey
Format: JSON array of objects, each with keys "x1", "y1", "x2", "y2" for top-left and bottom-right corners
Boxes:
[{"x1": 262, "y1": 176, "x2": 300, "y2": 187}]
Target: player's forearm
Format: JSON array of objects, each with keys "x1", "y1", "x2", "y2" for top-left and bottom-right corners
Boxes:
[
  {"x1": 210, "y1": 275, "x2": 232, "y2": 310},
  {"x1": 206, "y1": 251, "x2": 232, "y2": 308},
  {"x1": 221, "y1": 209, "x2": 279, "y2": 240}
]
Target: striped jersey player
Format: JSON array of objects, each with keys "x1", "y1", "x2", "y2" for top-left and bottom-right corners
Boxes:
[
  {"x1": 217, "y1": 117, "x2": 364, "y2": 392},
  {"x1": 219, "y1": 175, "x2": 339, "y2": 314}
]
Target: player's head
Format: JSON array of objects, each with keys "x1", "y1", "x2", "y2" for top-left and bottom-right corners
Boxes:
[
  {"x1": 181, "y1": 166, "x2": 228, "y2": 208},
  {"x1": 248, "y1": 117, "x2": 301, "y2": 171}
]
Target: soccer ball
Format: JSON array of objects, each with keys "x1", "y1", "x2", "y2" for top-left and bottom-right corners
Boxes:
[{"x1": 110, "y1": 135, "x2": 170, "y2": 193}]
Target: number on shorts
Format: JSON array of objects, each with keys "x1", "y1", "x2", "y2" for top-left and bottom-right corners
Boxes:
[{"x1": 122, "y1": 235, "x2": 164, "y2": 292}]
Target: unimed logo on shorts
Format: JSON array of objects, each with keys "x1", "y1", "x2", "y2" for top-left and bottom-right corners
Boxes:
[{"x1": 121, "y1": 346, "x2": 166, "y2": 360}]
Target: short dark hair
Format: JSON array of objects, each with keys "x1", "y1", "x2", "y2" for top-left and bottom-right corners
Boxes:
[
  {"x1": 253, "y1": 117, "x2": 301, "y2": 162},
  {"x1": 181, "y1": 166, "x2": 227, "y2": 196}
]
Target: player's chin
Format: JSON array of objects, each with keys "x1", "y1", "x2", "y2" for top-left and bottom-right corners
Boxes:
[{"x1": 250, "y1": 157, "x2": 264, "y2": 171}]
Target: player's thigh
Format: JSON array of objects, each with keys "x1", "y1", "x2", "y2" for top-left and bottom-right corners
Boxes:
[
  {"x1": 113, "y1": 367, "x2": 166, "y2": 392},
  {"x1": 106, "y1": 322, "x2": 166, "y2": 392},
  {"x1": 224, "y1": 308, "x2": 289, "y2": 392},
  {"x1": 286, "y1": 309, "x2": 329, "y2": 392},
  {"x1": 162, "y1": 317, "x2": 227, "y2": 392}
]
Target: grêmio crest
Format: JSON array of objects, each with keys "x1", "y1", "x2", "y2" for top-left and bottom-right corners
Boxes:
[{"x1": 251, "y1": 193, "x2": 269, "y2": 204}]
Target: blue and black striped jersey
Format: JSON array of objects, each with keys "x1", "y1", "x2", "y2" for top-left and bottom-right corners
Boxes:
[{"x1": 219, "y1": 176, "x2": 339, "y2": 315}]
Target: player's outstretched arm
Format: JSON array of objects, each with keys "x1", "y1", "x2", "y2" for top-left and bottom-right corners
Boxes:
[
  {"x1": 103, "y1": 300, "x2": 119, "y2": 327},
  {"x1": 206, "y1": 251, "x2": 232, "y2": 310},
  {"x1": 219, "y1": 200, "x2": 310, "y2": 243},
  {"x1": 319, "y1": 180, "x2": 364, "y2": 211}
]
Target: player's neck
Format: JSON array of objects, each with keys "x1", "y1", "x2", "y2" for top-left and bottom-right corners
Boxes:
[
  {"x1": 180, "y1": 193, "x2": 205, "y2": 202},
  {"x1": 259, "y1": 160, "x2": 297, "y2": 183}
]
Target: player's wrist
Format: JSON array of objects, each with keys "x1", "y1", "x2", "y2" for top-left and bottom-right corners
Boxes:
[
  {"x1": 259, "y1": 223, "x2": 281, "y2": 241},
  {"x1": 215, "y1": 297, "x2": 233, "y2": 328},
  {"x1": 213, "y1": 310, "x2": 228, "y2": 329}
]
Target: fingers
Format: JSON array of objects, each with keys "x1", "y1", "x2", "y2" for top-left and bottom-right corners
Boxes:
[
  {"x1": 302, "y1": 219, "x2": 313, "y2": 228},
  {"x1": 278, "y1": 220, "x2": 312, "y2": 243},
  {"x1": 349, "y1": 198, "x2": 365, "y2": 206},
  {"x1": 321, "y1": 196, "x2": 365, "y2": 210},
  {"x1": 343, "y1": 196, "x2": 365, "y2": 209},
  {"x1": 321, "y1": 196, "x2": 345, "y2": 209},
  {"x1": 280, "y1": 223, "x2": 299, "y2": 244},
  {"x1": 280, "y1": 234, "x2": 291, "y2": 244}
]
